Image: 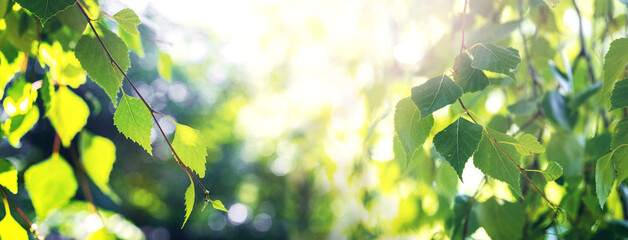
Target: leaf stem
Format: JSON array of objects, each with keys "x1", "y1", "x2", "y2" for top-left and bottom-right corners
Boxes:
[{"x1": 75, "y1": 1, "x2": 209, "y2": 194}]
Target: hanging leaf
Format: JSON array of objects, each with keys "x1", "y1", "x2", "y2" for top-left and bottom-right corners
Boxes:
[
  {"x1": 118, "y1": 25, "x2": 144, "y2": 58},
  {"x1": 613, "y1": 146, "x2": 628, "y2": 184},
  {"x1": 596, "y1": 152, "x2": 615, "y2": 208},
  {"x1": 182, "y1": 177, "x2": 194, "y2": 228},
  {"x1": 393, "y1": 98, "x2": 434, "y2": 163},
  {"x1": 610, "y1": 78, "x2": 628, "y2": 111},
  {"x1": 80, "y1": 131, "x2": 120, "y2": 203},
  {"x1": 0, "y1": 198, "x2": 28, "y2": 240},
  {"x1": 2, "y1": 78, "x2": 37, "y2": 117},
  {"x1": 0, "y1": 159, "x2": 18, "y2": 194},
  {"x1": 455, "y1": 52, "x2": 488, "y2": 93},
  {"x1": 433, "y1": 117, "x2": 483, "y2": 180},
  {"x1": 500, "y1": 133, "x2": 545, "y2": 156},
  {"x1": 48, "y1": 86, "x2": 90, "y2": 147},
  {"x1": 473, "y1": 128, "x2": 523, "y2": 198},
  {"x1": 475, "y1": 197, "x2": 525, "y2": 240},
  {"x1": 210, "y1": 199, "x2": 228, "y2": 212},
  {"x1": 13, "y1": 0, "x2": 75, "y2": 26},
  {"x1": 468, "y1": 43, "x2": 521, "y2": 80},
  {"x1": 113, "y1": 8, "x2": 141, "y2": 35},
  {"x1": 507, "y1": 96, "x2": 541, "y2": 115},
  {"x1": 75, "y1": 26, "x2": 130, "y2": 106},
  {"x1": 542, "y1": 91, "x2": 571, "y2": 131},
  {"x1": 39, "y1": 42, "x2": 86, "y2": 88},
  {"x1": 172, "y1": 124, "x2": 208, "y2": 178},
  {"x1": 24, "y1": 154, "x2": 78, "y2": 220},
  {"x1": 602, "y1": 38, "x2": 628, "y2": 99},
  {"x1": 158, "y1": 52, "x2": 173, "y2": 82},
  {"x1": 541, "y1": 161, "x2": 563, "y2": 181},
  {"x1": 2, "y1": 105, "x2": 39, "y2": 148},
  {"x1": 410, "y1": 75, "x2": 462, "y2": 117},
  {"x1": 568, "y1": 82, "x2": 602, "y2": 109},
  {"x1": 612, "y1": 119, "x2": 628, "y2": 149},
  {"x1": 113, "y1": 94, "x2": 153, "y2": 155}
]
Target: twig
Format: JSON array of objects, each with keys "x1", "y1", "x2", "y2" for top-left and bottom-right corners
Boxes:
[
  {"x1": 514, "y1": 110, "x2": 543, "y2": 135},
  {"x1": 572, "y1": 0, "x2": 596, "y2": 84}
]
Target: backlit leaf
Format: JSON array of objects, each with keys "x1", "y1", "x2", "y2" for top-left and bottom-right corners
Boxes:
[
  {"x1": 504, "y1": 133, "x2": 545, "y2": 156},
  {"x1": 2, "y1": 105, "x2": 39, "y2": 148},
  {"x1": 80, "y1": 131, "x2": 120, "y2": 203},
  {"x1": 596, "y1": 152, "x2": 615, "y2": 207},
  {"x1": 610, "y1": 78, "x2": 628, "y2": 111},
  {"x1": 393, "y1": 98, "x2": 434, "y2": 163},
  {"x1": 0, "y1": 159, "x2": 18, "y2": 194},
  {"x1": 75, "y1": 26, "x2": 130, "y2": 106},
  {"x1": 113, "y1": 8, "x2": 141, "y2": 35},
  {"x1": 210, "y1": 199, "x2": 228, "y2": 212},
  {"x1": 113, "y1": 94, "x2": 153, "y2": 155},
  {"x1": 411, "y1": 75, "x2": 462, "y2": 117},
  {"x1": 603, "y1": 38, "x2": 628, "y2": 99},
  {"x1": 182, "y1": 178, "x2": 194, "y2": 228},
  {"x1": 468, "y1": 43, "x2": 521, "y2": 80},
  {"x1": 158, "y1": 52, "x2": 172, "y2": 82},
  {"x1": 541, "y1": 161, "x2": 563, "y2": 181},
  {"x1": 14, "y1": 0, "x2": 75, "y2": 26},
  {"x1": 118, "y1": 25, "x2": 144, "y2": 58},
  {"x1": 473, "y1": 128, "x2": 523, "y2": 198},
  {"x1": 0, "y1": 198, "x2": 28, "y2": 240},
  {"x1": 48, "y1": 86, "x2": 90, "y2": 147},
  {"x1": 455, "y1": 52, "x2": 488, "y2": 93},
  {"x1": 172, "y1": 124, "x2": 208, "y2": 178},
  {"x1": 433, "y1": 117, "x2": 483, "y2": 180},
  {"x1": 24, "y1": 154, "x2": 78, "y2": 220}
]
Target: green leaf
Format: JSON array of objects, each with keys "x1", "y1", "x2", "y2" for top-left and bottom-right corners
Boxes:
[
  {"x1": 2, "y1": 78, "x2": 36, "y2": 117},
  {"x1": 473, "y1": 128, "x2": 523, "y2": 198},
  {"x1": 75, "y1": 27, "x2": 130, "y2": 106},
  {"x1": 541, "y1": 161, "x2": 563, "y2": 181},
  {"x1": 410, "y1": 75, "x2": 462, "y2": 117},
  {"x1": 113, "y1": 94, "x2": 153, "y2": 155},
  {"x1": 80, "y1": 131, "x2": 120, "y2": 203},
  {"x1": 447, "y1": 196, "x2": 479, "y2": 240},
  {"x1": 118, "y1": 25, "x2": 144, "y2": 58},
  {"x1": 393, "y1": 98, "x2": 434, "y2": 163},
  {"x1": 468, "y1": 43, "x2": 521, "y2": 80},
  {"x1": 172, "y1": 124, "x2": 208, "y2": 178},
  {"x1": 610, "y1": 78, "x2": 628, "y2": 111},
  {"x1": 13, "y1": 0, "x2": 75, "y2": 26},
  {"x1": 542, "y1": 91, "x2": 571, "y2": 131},
  {"x1": 86, "y1": 228, "x2": 116, "y2": 240},
  {"x1": 507, "y1": 96, "x2": 541, "y2": 115},
  {"x1": 547, "y1": 132, "x2": 584, "y2": 177},
  {"x1": 596, "y1": 152, "x2": 615, "y2": 207},
  {"x1": 113, "y1": 8, "x2": 141, "y2": 35},
  {"x1": 568, "y1": 82, "x2": 601, "y2": 109},
  {"x1": 3, "y1": 105, "x2": 39, "y2": 148},
  {"x1": 182, "y1": 178, "x2": 194, "y2": 228},
  {"x1": 24, "y1": 154, "x2": 78, "y2": 220},
  {"x1": 433, "y1": 117, "x2": 483, "y2": 181},
  {"x1": 612, "y1": 119, "x2": 628, "y2": 149},
  {"x1": 0, "y1": 159, "x2": 18, "y2": 194},
  {"x1": 455, "y1": 52, "x2": 488, "y2": 93},
  {"x1": 210, "y1": 199, "x2": 228, "y2": 212},
  {"x1": 603, "y1": 38, "x2": 628, "y2": 99},
  {"x1": 48, "y1": 86, "x2": 90, "y2": 147},
  {"x1": 612, "y1": 146, "x2": 628, "y2": 183},
  {"x1": 503, "y1": 133, "x2": 545, "y2": 156},
  {"x1": 158, "y1": 52, "x2": 173, "y2": 82},
  {"x1": 39, "y1": 74, "x2": 55, "y2": 114},
  {"x1": 475, "y1": 197, "x2": 524, "y2": 240},
  {"x1": 0, "y1": 199, "x2": 28, "y2": 240}
]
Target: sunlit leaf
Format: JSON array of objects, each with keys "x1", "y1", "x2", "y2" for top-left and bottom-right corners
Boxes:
[
  {"x1": 113, "y1": 94, "x2": 153, "y2": 155},
  {"x1": 473, "y1": 128, "x2": 523, "y2": 198},
  {"x1": 393, "y1": 98, "x2": 434, "y2": 163},
  {"x1": 475, "y1": 197, "x2": 524, "y2": 240},
  {"x1": 118, "y1": 25, "x2": 144, "y2": 58},
  {"x1": 0, "y1": 198, "x2": 28, "y2": 240},
  {"x1": 172, "y1": 123, "x2": 208, "y2": 178},
  {"x1": 603, "y1": 38, "x2": 628, "y2": 99},
  {"x1": 410, "y1": 75, "x2": 462, "y2": 117},
  {"x1": 86, "y1": 228, "x2": 116, "y2": 240},
  {"x1": 80, "y1": 131, "x2": 120, "y2": 203},
  {"x1": 433, "y1": 117, "x2": 483, "y2": 181},
  {"x1": 0, "y1": 159, "x2": 18, "y2": 194},
  {"x1": 13, "y1": 0, "x2": 75, "y2": 26},
  {"x1": 612, "y1": 119, "x2": 628, "y2": 149},
  {"x1": 455, "y1": 52, "x2": 488, "y2": 93},
  {"x1": 48, "y1": 86, "x2": 90, "y2": 147},
  {"x1": 57, "y1": 4, "x2": 88, "y2": 33},
  {"x1": 501, "y1": 133, "x2": 545, "y2": 156},
  {"x1": 210, "y1": 199, "x2": 228, "y2": 212},
  {"x1": 541, "y1": 161, "x2": 563, "y2": 181},
  {"x1": 39, "y1": 42, "x2": 86, "y2": 88},
  {"x1": 610, "y1": 78, "x2": 628, "y2": 111},
  {"x1": 596, "y1": 152, "x2": 615, "y2": 207},
  {"x1": 24, "y1": 154, "x2": 78, "y2": 220},
  {"x1": 158, "y1": 52, "x2": 173, "y2": 82},
  {"x1": 75, "y1": 26, "x2": 130, "y2": 106},
  {"x1": 113, "y1": 8, "x2": 141, "y2": 35},
  {"x1": 0, "y1": 52, "x2": 25, "y2": 102},
  {"x1": 3, "y1": 105, "x2": 39, "y2": 148},
  {"x1": 182, "y1": 178, "x2": 194, "y2": 228},
  {"x1": 468, "y1": 43, "x2": 521, "y2": 80},
  {"x1": 2, "y1": 78, "x2": 37, "y2": 117}
]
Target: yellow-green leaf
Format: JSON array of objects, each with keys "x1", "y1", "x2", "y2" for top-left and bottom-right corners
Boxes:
[
  {"x1": 500, "y1": 133, "x2": 545, "y2": 156},
  {"x1": 541, "y1": 161, "x2": 563, "y2": 181},
  {"x1": 113, "y1": 8, "x2": 141, "y2": 35},
  {"x1": 172, "y1": 124, "x2": 208, "y2": 178},
  {"x1": 118, "y1": 25, "x2": 144, "y2": 58},
  {"x1": 158, "y1": 52, "x2": 172, "y2": 82},
  {"x1": 13, "y1": 0, "x2": 75, "y2": 26},
  {"x1": 86, "y1": 228, "x2": 116, "y2": 240},
  {"x1": 0, "y1": 159, "x2": 18, "y2": 194},
  {"x1": 24, "y1": 154, "x2": 78, "y2": 220},
  {"x1": 473, "y1": 128, "x2": 523, "y2": 198},
  {"x1": 596, "y1": 152, "x2": 615, "y2": 207},
  {"x1": 48, "y1": 86, "x2": 90, "y2": 147},
  {"x1": 210, "y1": 199, "x2": 228, "y2": 212},
  {"x1": 0, "y1": 198, "x2": 28, "y2": 240},
  {"x1": 113, "y1": 94, "x2": 153, "y2": 155},
  {"x1": 2, "y1": 105, "x2": 39, "y2": 148},
  {"x1": 80, "y1": 131, "x2": 120, "y2": 203},
  {"x1": 182, "y1": 178, "x2": 194, "y2": 228}
]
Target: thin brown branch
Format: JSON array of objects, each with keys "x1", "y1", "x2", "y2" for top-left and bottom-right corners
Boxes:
[
  {"x1": 517, "y1": 0, "x2": 541, "y2": 97},
  {"x1": 514, "y1": 110, "x2": 543, "y2": 136},
  {"x1": 572, "y1": 0, "x2": 596, "y2": 83}
]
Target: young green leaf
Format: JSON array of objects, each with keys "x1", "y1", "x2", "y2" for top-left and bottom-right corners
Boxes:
[
  {"x1": 475, "y1": 197, "x2": 524, "y2": 240},
  {"x1": 612, "y1": 146, "x2": 628, "y2": 183},
  {"x1": 182, "y1": 178, "x2": 194, "y2": 228},
  {"x1": 473, "y1": 128, "x2": 523, "y2": 198},
  {"x1": 596, "y1": 152, "x2": 615, "y2": 207},
  {"x1": 172, "y1": 124, "x2": 208, "y2": 178},
  {"x1": 75, "y1": 26, "x2": 130, "y2": 106},
  {"x1": 13, "y1": 0, "x2": 75, "y2": 26},
  {"x1": 0, "y1": 159, "x2": 18, "y2": 194},
  {"x1": 410, "y1": 75, "x2": 462, "y2": 117},
  {"x1": 468, "y1": 43, "x2": 521, "y2": 80},
  {"x1": 505, "y1": 133, "x2": 545, "y2": 156},
  {"x1": 80, "y1": 131, "x2": 120, "y2": 203},
  {"x1": 610, "y1": 78, "x2": 628, "y2": 111},
  {"x1": 48, "y1": 86, "x2": 90, "y2": 147},
  {"x1": 113, "y1": 8, "x2": 141, "y2": 35},
  {"x1": 119, "y1": 25, "x2": 145, "y2": 58},
  {"x1": 113, "y1": 94, "x2": 153, "y2": 155},
  {"x1": 455, "y1": 52, "x2": 488, "y2": 93},
  {"x1": 3, "y1": 105, "x2": 39, "y2": 148},
  {"x1": 393, "y1": 98, "x2": 434, "y2": 163},
  {"x1": 433, "y1": 117, "x2": 483, "y2": 180},
  {"x1": 0, "y1": 199, "x2": 28, "y2": 240},
  {"x1": 24, "y1": 154, "x2": 78, "y2": 220},
  {"x1": 158, "y1": 52, "x2": 173, "y2": 82},
  {"x1": 210, "y1": 199, "x2": 228, "y2": 212},
  {"x1": 603, "y1": 38, "x2": 628, "y2": 99},
  {"x1": 541, "y1": 161, "x2": 563, "y2": 181},
  {"x1": 612, "y1": 119, "x2": 628, "y2": 149}
]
